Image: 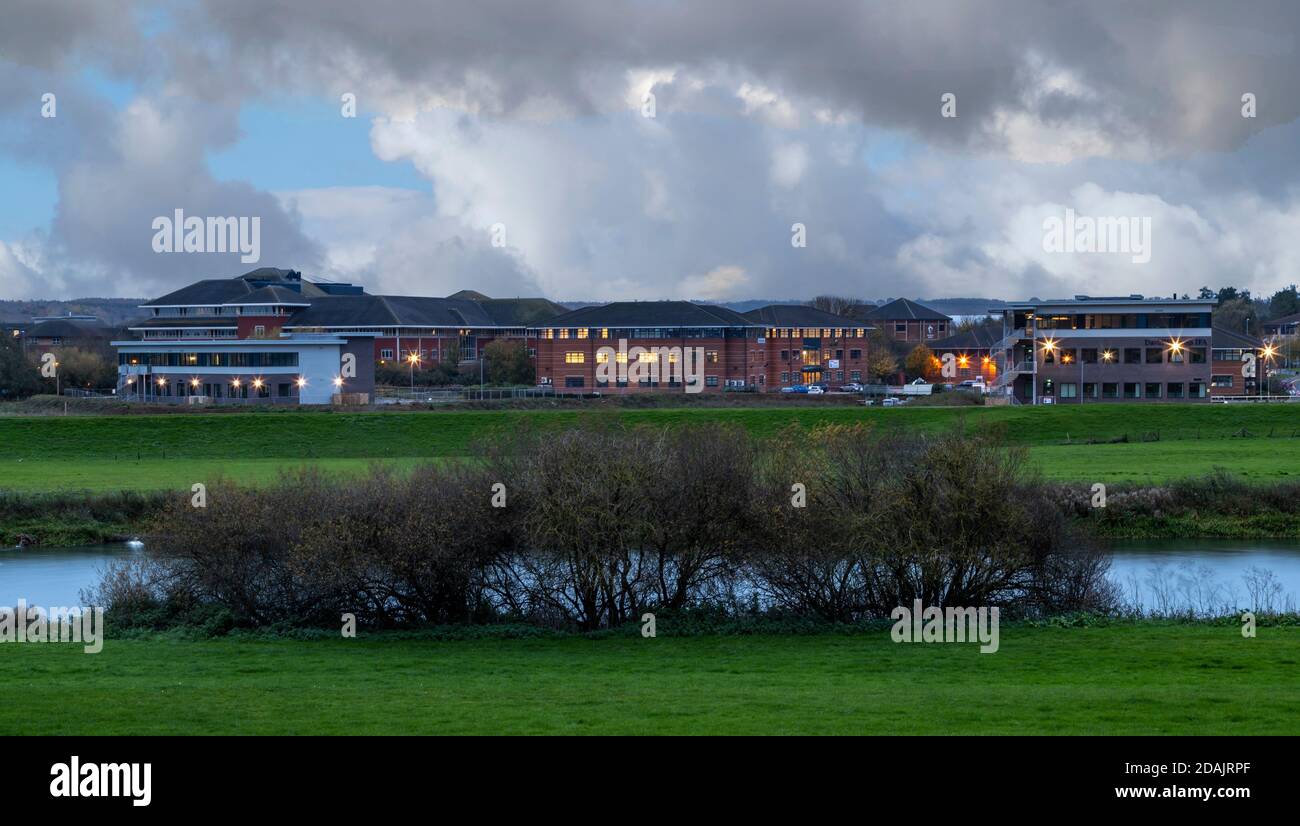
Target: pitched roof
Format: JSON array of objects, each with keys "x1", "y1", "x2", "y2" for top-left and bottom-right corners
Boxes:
[
  {"x1": 142, "y1": 278, "x2": 263, "y2": 307},
  {"x1": 477, "y1": 297, "x2": 569, "y2": 326},
  {"x1": 1212, "y1": 326, "x2": 1264, "y2": 349},
  {"x1": 743, "y1": 304, "x2": 873, "y2": 327},
  {"x1": 27, "y1": 318, "x2": 112, "y2": 339},
  {"x1": 539, "y1": 301, "x2": 758, "y2": 328},
  {"x1": 930, "y1": 325, "x2": 1000, "y2": 350},
  {"x1": 862, "y1": 298, "x2": 951, "y2": 322},
  {"x1": 284, "y1": 295, "x2": 499, "y2": 328},
  {"x1": 232, "y1": 285, "x2": 311, "y2": 306},
  {"x1": 1262, "y1": 311, "x2": 1300, "y2": 327}
]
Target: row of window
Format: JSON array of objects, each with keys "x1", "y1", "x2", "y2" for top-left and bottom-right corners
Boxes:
[
  {"x1": 765, "y1": 328, "x2": 868, "y2": 339},
  {"x1": 119, "y1": 352, "x2": 300, "y2": 367},
  {"x1": 1041, "y1": 380, "x2": 1208, "y2": 399},
  {"x1": 1033, "y1": 313, "x2": 1212, "y2": 330},
  {"x1": 779, "y1": 348, "x2": 863, "y2": 362},
  {"x1": 563, "y1": 350, "x2": 724, "y2": 364},
  {"x1": 780, "y1": 371, "x2": 862, "y2": 383},
  {"x1": 542, "y1": 327, "x2": 753, "y2": 340},
  {"x1": 1042, "y1": 347, "x2": 1206, "y2": 365}
]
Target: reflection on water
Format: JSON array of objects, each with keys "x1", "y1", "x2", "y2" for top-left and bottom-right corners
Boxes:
[
  {"x1": 0, "y1": 544, "x2": 141, "y2": 607},
  {"x1": 1107, "y1": 539, "x2": 1300, "y2": 614},
  {"x1": 3, "y1": 539, "x2": 1298, "y2": 615}
]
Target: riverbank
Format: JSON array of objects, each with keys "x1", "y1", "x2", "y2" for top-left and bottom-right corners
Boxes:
[{"x1": 1, "y1": 622, "x2": 1294, "y2": 735}]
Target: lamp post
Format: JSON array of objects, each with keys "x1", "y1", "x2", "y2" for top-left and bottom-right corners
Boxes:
[
  {"x1": 1260, "y1": 343, "x2": 1277, "y2": 399},
  {"x1": 1039, "y1": 338, "x2": 1057, "y2": 404},
  {"x1": 407, "y1": 352, "x2": 420, "y2": 392}
]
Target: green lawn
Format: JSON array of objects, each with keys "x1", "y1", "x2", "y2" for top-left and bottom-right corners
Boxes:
[
  {"x1": 0, "y1": 625, "x2": 1293, "y2": 734},
  {"x1": 1, "y1": 404, "x2": 1297, "y2": 491}
]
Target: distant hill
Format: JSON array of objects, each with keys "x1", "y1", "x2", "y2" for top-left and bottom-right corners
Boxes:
[{"x1": 0, "y1": 298, "x2": 147, "y2": 326}]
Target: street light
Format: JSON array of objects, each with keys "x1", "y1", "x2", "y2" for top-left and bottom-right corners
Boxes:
[
  {"x1": 407, "y1": 352, "x2": 420, "y2": 391},
  {"x1": 1260, "y1": 343, "x2": 1278, "y2": 398},
  {"x1": 1038, "y1": 338, "x2": 1057, "y2": 404}
]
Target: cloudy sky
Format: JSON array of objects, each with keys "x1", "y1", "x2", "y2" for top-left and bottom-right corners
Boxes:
[{"x1": 2, "y1": 0, "x2": 1299, "y2": 303}]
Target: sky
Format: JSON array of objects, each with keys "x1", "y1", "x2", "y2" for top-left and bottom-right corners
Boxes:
[{"x1": 2, "y1": 0, "x2": 1300, "y2": 303}]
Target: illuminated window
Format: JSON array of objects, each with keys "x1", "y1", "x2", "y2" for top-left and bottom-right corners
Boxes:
[
  {"x1": 595, "y1": 351, "x2": 609, "y2": 364},
  {"x1": 559, "y1": 328, "x2": 569, "y2": 339},
  {"x1": 600, "y1": 328, "x2": 609, "y2": 339},
  {"x1": 706, "y1": 350, "x2": 719, "y2": 364},
  {"x1": 577, "y1": 328, "x2": 589, "y2": 339},
  {"x1": 638, "y1": 352, "x2": 657, "y2": 363},
  {"x1": 616, "y1": 352, "x2": 628, "y2": 364},
  {"x1": 565, "y1": 352, "x2": 585, "y2": 364}
]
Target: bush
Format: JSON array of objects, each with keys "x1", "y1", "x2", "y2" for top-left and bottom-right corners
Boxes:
[{"x1": 102, "y1": 424, "x2": 1117, "y2": 631}]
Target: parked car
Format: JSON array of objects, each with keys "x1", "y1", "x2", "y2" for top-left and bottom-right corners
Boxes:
[
  {"x1": 807, "y1": 385, "x2": 825, "y2": 395},
  {"x1": 882, "y1": 396, "x2": 902, "y2": 406},
  {"x1": 841, "y1": 382, "x2": 864, "y2": 393},
  {"x1": 957, "y1": 379, "x2": 987, "y2": 393},
  {"x1": 781, "y1": 384, "x2": 810, "y2": 394}
]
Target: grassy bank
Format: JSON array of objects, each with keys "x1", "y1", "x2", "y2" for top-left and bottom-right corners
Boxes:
[
  {"x1": 0, "y1": 624, "x2": 1293, "y2": 735},
  {"x1": 1, "y1": 403, "x2": 1299, "y2": 494}
]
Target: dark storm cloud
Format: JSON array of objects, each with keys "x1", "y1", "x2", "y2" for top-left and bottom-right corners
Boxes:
[{"x1": 181, "y1": 0, "x2": 1300, "y2": 152}]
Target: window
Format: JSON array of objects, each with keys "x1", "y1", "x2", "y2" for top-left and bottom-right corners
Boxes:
[
  {"x1": 850, "y1": 349, "x2": 862, "y2": 360},
  {"x1": 564, "y1": 352, "x2": 585, "y2": 364},
  {"x1": 1042, "y1": 348, "x2": 1055, "y2": 364},
  {"x1": 1167, "y1": 382, "x2": 1184, "y2": 398},
  {"x1": 278, "y1": 383, "x2": 291, "y2": 397},
  {"x1": 380, "y1": 348, "x2": 394, "y2": 360},
  {"x1": 1103, "y1": 382, "x2": 1118, "y2": 398},
  {"x1": 1123, "y1": 382, "x2": 1141, "y2": 399},
  {"x1": 1123, "y1": 348, "x2": 1142, "y2": 364},
  {"x1": 1082, "y1": 382, "x2": 1096, "y2": 398},
  {"x1": 1145, "y1": 382, "x2": 1162, "y2": 398},
  {"x1": 1190, "y1": 381, "x2": 1208, "y2": 399},
  {"x1": 706, "y1": 350, "x2": 720, "y2": 364},
  {"x1": 1189, "y1": 347, "x2": 1206, "y2": 364},
  {"x1": 705, "y1": 376, "x2": 719, "y2": 387},
  {"x1": 1081, "y1": 348, "x2": 1098, "y2": 364},
  {"x1": 564, "y1": 376, "x2": 584, "y2": 387},
  {"x1": 1060, "y1": 383, "x2": 1077, "y2": 398},
  {"x1": 253, "y1": 325, "x2": 266, "y2": 336},
  {"x1": 1145, "y1": 348, "x2": 1163, "y2": 364},
  {"x1": 780, "y1": 372, "x2": 790, "y2": 383},
  {"x1": 895, "y1": 323, "x2": 906, "y2": 334},
  {"x1": 851, "y1": 370, "x2": 862, "y2": 381},
  {"x1": 780, "y1": 350, "x2": 789, "y2": 360},
  {"x1": 1211, "y1": 375, "x2": 1233, "y2": 388},
  {"x1": 595, "y1": 351, "x2": 609, "y2": 364},
  {"x1": 576, "y1": 328, "x2": 589, "y2": 339},
  {"x1": 1059, "y1": 350, "x2": 1076, "y2": 365}
]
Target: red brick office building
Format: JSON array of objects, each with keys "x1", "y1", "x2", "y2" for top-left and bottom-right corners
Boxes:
[
  {"x1": 742, "y1": 305, "x2": 873, "y2": 387},
  {"x1": 862, "y1": 298, "x2": 951, "y2": 343},
  {"x1": 533, "y1": 301, "x2": 765, "y2": 392}
]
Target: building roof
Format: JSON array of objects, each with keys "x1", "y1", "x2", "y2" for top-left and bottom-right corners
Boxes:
[
  {"x1": 930, "y1": 325, "x2": 1001, "y2": 351},
  {"x1": 1212, "y1": 326, "x2": 1264, "y2": 349},
  {"x1": 284, "y1": 295, "x2": 501, "y2": 328},
  {"x1": 141, "y1": 268, "x2": 348, "y2": 307},
  {"x1": 26, "y1": 318, "x2": 112, "y2": 339},
  {"x1": 862, "y1": 298, "x2": 951, "y2": 322},
  {"x1": 743, "y1": 304, "x2": 873, "y2": 328},
  {"x1": 539, "y1": 300, "x2": 758, "y2": 328},
  {"x1": 1262, "y1": 311, "x2": 1300, "y2": 328},
  {"x1": 477, "y1": 297, "x2": 570, "y2": 326},
  {"x1": 231, "y1": 285, "x2": 312, "y2": 306}
]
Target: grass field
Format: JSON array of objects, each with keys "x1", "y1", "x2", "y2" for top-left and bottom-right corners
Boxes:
[
  {"x1": 1, "y1": 624, "x2": 1294, "y2": 735},
  {"x1": 1, "y1": 403, "x2": 1298, "y2": 491}
]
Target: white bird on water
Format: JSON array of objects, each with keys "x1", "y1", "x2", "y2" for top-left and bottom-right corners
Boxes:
[{"x1": 126, "y1": 539, "x2": 145, "y2": 550}]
